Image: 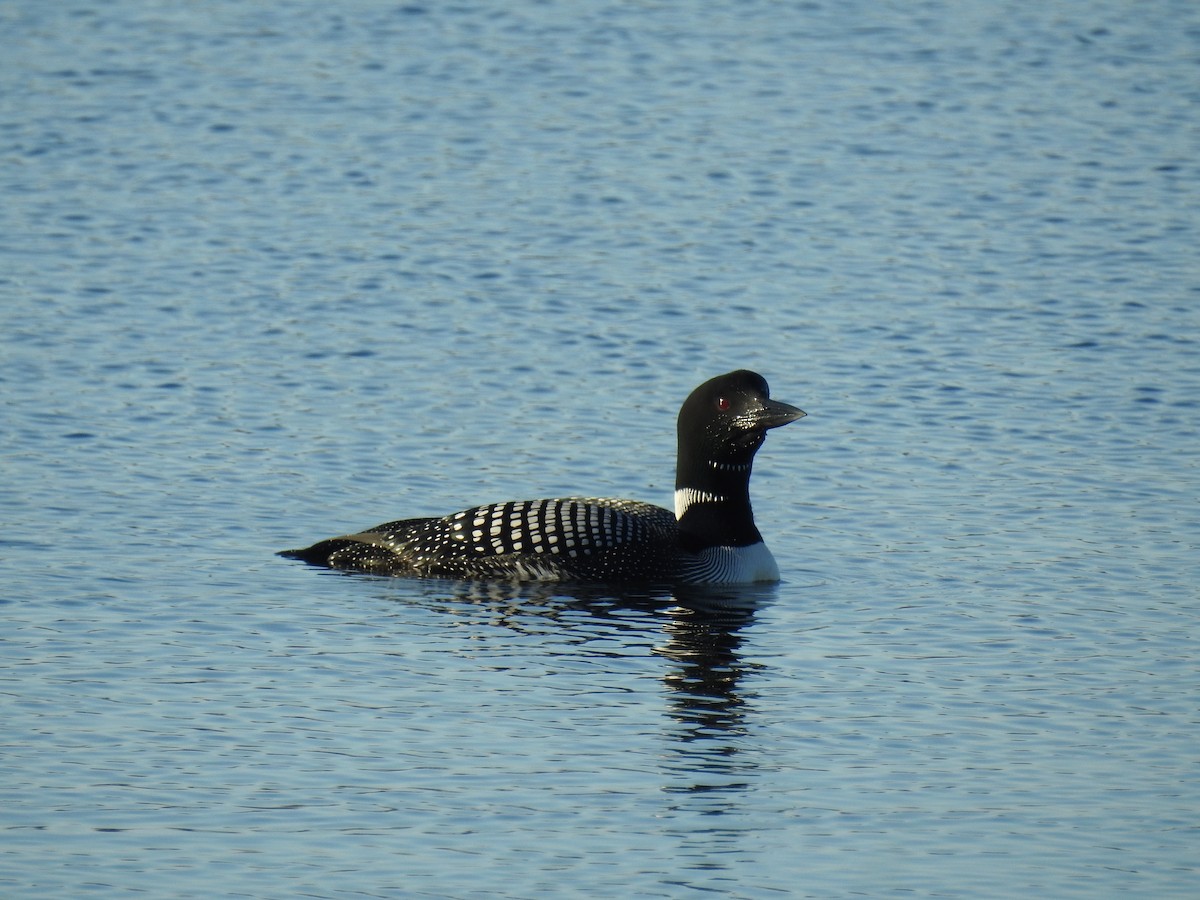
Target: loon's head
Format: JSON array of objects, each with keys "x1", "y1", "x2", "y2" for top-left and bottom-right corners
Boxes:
[{"x1": 676, "y1": 370, "x2": 805, "y2": 474}]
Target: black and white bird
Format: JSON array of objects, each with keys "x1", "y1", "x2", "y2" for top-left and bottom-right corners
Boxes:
[{"x1": 280, "y1": 370, "x2": 805, "y2": 583}]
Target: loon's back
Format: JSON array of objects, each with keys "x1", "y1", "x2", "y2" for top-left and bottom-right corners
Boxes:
[
  {"x1": 281, "y1": 370, "x2": 805, "y2": 584},
  {"x1": 281, "y1": 497, "x2": 679, "y2": 581}
]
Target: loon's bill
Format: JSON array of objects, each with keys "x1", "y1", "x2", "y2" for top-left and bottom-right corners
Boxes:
[{"x1": 281, "y1": 370, "x2": 805, "y2": 584}]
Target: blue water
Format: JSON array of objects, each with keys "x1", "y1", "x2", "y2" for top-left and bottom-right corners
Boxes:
[{"x1": 3, "y1": 1, "x2": 1199, "y2": 896}]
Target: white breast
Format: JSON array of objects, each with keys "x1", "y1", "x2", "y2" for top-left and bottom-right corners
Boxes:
[{"x1": 681, "y1": 542, "x2": 780, "y2": 584}]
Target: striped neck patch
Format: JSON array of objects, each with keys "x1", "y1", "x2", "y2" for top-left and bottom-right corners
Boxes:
[{"x1": 674, "y1": 487, "x2": 726, "y2": 519}]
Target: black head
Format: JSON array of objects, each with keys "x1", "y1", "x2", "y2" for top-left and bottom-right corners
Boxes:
[{"x1": 677, "y1": 370, "x2": 805, "y2": 471}]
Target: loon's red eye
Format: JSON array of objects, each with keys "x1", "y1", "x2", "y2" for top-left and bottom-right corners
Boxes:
[{"x1": 717, "y1": 396, "x2": 730, "y2": 411}]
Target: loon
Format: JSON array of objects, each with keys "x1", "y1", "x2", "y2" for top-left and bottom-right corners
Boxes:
[{"x1": 280, "y1": 370, "x2": 805, "y2": 584}]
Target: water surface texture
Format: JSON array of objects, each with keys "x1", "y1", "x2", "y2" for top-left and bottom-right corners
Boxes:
[{"x1": 3, "y1": 1, "x2": 1199, "y2": 897}]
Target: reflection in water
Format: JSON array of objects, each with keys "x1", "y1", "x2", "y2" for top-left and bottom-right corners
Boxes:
[
  {"x1": 371, "y1": 576, "x2": 777, "y2": 811},
  {"x1": 380, "y1": 576, "x2": 680, "y2": 639},
  {"x1": 656, "y1": 586, "x2": 777, "y2": 811},
  {"x1": 657, "y1": 586, "x2": 770, "y2": 741}
]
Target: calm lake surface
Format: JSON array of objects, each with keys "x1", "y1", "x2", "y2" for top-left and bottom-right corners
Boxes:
[{"x1": 3, "y1": 1, "x2": 1198, "y2": 897}]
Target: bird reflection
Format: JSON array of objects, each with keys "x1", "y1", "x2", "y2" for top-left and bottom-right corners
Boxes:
[
  {"x1": 656, "y1": 585, "x2": 776, "y2": 806},
  {"x1": 364, "y1": 575, "x2": 776, "y2": 805},
  {"x1": 656, "y1": 587, "x2": 766, "y2": 740}
]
